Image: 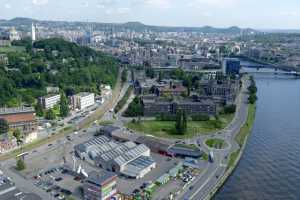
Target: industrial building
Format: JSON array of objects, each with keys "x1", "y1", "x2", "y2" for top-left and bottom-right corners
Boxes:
[
  {"x1": 83, "y1": 171, "x2": 117, "y2": 200},
  {"x1": 0, "y1": 107, "x2": 38, "y2": 141},
  {"x1": 0, "y1": 174, "x2": 41, "y2": 200},
  {"x1": 167, "y1": 144, "x2": 203, "y2": 158},
  {"x1": 38, "y1": 94, "x2": 61, "y2": 109},
  {"x1": 74, "y1": 136, "x2": 156, "y2": 179},
  {"x1": 71, "y1": 92, "x2": 95, "y2": 110}
]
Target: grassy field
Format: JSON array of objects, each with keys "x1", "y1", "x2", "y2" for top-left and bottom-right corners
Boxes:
[
  {"x1": 0, "y1": 46, "x2": 25, "y2": 53},
  {"x1": 126, "y1": 113, "x2": 234, "y2": 139},
  {"x1": 205, "y1": 138, "x2": 228, "y2": 149},
  {"x1": 228, "y1": 103, "x2": 256, "y2": 169},
  {"x1": 114, "y1": 86, "x2": 133, "y2": 113}
]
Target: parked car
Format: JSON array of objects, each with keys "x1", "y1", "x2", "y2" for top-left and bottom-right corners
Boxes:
[{"x1": 55, "y1": 177, "x2": 63, "y2": 182}]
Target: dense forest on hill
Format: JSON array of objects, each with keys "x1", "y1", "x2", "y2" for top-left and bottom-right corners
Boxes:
[{"x1": 0, "y1": 38, "x2": 119, "y2": 107}]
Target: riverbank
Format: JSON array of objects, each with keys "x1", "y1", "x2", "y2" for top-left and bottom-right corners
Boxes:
[{"x1": 205, "y1": 103, "x2": 256, "y2": 200}]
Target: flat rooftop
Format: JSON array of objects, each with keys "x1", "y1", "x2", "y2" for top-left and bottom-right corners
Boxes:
[
  {"x1": 0, "y1": 107, "x2": 35, "y2": 115},
  {"x1": 87, "y1": 171, "x2": 117, "y2": 186}
]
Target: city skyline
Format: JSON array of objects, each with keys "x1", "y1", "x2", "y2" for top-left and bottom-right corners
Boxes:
[{"x1": 1, "y1": 0, "x2": 300, "y2": 30}]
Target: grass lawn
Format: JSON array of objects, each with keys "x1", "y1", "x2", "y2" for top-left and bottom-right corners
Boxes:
[
  {"x1": 205, "y1": 138, "x2": 228, "y2": 149},
  {"x1": 0, "y1": 46, "x2": 25, "y2": 53},
  {"x1": 126, "y1": 113, "x2": 234, "y2": 139},
  {"x1": 98, "y1": 120, "x2": 115, "y2": 126}
]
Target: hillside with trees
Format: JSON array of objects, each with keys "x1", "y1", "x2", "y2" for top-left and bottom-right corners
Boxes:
[{"x1": 0, "y1": 38, "x2": 119, "y2": 107}]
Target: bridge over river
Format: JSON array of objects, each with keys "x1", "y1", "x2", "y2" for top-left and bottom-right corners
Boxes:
[{"x1": 239, "y1": 59, "x2": 299, "y2": 76}]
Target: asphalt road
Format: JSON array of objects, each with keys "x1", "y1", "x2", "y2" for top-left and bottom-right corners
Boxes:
[{"x1": 176, "y1": 76, "x2": 250, "y2": 200}]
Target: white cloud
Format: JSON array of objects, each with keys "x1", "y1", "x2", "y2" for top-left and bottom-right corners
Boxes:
[
  {"x1": 116, "y1": 7, "x2": 131, "y2": 14},
  {"x1": 83, "y1": 2, "x2": 89, "y2": 7},
  {"x1": 279, "y1": 11, "x2": 298, "y2": 17},
  {"x1": 201, "y1": 11, "x2": 213, "y2": 17},
  {"x1": 4, "y1": 3, "x2": 11, "y2": 9},
  {"x1": 143, "y1": 0, "x2": 171, "y2": 9},
  {"x1": 105, "y1": 7, "x2": 131, "y2": 15},
  {"x1": 132, "y1": 0, "x2": 171, "y2": 9},
  {"x1": 188, "y1": 0, "x2": 238, "y2": 7},
  {"x1": 32, "y1": 0, "x2": 49, "y2": 6}
]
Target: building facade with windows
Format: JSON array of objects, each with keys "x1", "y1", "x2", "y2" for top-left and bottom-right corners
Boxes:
[
  {"x1": 72, "y1": 92, "x2": 95, "y2": 110},
  {"x1": 83, "y1": 171, "x2": 117, "y2": 200},
  {"x1": 0, "y1": 107, "x2": 38, "y2": 134},
  {"x1": 38, "y1": 94, "x2": 61, "y2": 110}
]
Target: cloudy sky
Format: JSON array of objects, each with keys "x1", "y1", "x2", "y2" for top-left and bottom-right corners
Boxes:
[{"x1": 1, "y1": 0, "x2": 300, "y2": 29}]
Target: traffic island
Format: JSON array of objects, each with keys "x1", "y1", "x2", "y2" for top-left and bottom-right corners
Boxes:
[{"x1": 205, "y1": 139, "x2": 229, "y2": 150}]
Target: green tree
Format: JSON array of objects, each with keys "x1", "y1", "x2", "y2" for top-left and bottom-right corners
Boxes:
[
  {"x1": 45, "y1": 109, "x2": 56, "y2": 120},
  {"x1": 16, "y1": 159, "x2": 26, "y2": 171},
  {"x1": 35, "y1": 103, "x2": 44, "y2": 117},
  {"x1": 248, "y1": 94, "x2": 257, "y2": 104},
  {"x1": 224, "y1": 105, "x2": 236, "y2": 114},
  {"x1": 0, "y1": 118, "x2": 9, "y2": 135},
  {"x1": 157, "y1": 71, "x2": 164, "y2": 82},
  {"x1": 182, "y1": 110, "x2": 187, "y2": 133},
  {"x1": 175, "y1": 110, "x2": 187, "y2": 135},
  {"x1": 13, "y1": 129, "x2": 22, "y2": 144},
  {"x1": 60, "y1": 92, "x2": 69, "y2": 117},
  {"x1": 121, "y1": 69, "x2": 128, "y2": 83}
]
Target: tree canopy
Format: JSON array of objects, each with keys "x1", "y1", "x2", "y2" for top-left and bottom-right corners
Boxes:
[{"x1": 0, "y1": 38, "x2": 119, "y2": 107}]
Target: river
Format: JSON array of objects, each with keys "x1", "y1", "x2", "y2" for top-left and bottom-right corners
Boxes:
[{"x1": 214, "y1": 74, "x2": 300, "y2": 200}]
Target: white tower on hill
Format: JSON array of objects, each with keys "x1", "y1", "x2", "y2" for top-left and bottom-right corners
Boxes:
[{"x1": 31, "y1": 23, "x2": 36, "y2": 42}]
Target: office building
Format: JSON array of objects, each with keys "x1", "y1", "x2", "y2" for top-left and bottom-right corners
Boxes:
[
  {"x1": 38, "y1": 94, "x2": 61, "y2": 109},
  {"x1": 142, "y1": 96, "x2": 217, "y2": 117},
  {"x1": 83, "y1": 171, "x2": 117, "y2": 200},
  {"x1": 222, "y1": 58, "x2": 241, "y2": 75},
  {"x1": 72, "y1": 92, "x2": 95, "y2": 110}
]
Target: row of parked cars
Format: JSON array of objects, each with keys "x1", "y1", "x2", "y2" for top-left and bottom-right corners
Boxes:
[
  {"x1": 179, "y1": 168, "x2": 195, "y2": 183},
  {"x1": 33, "y1": 167, "x2": 73, "y2": 200}
]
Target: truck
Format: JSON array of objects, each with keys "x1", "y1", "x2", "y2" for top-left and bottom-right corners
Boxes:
[{"x1": 209, "y1": 151, "x2": 214, "y2": 163}]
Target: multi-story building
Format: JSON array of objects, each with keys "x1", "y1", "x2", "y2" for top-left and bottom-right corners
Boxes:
[
  {"x1": 222, "y1": 58, "x2": 241, "y2": 75},
  {"x1": 142, "y1": 96, "x2": 217, "y2": 116},
  {"x1": 83, "y1": 171, "x2": 117, "y2": 200},
  {"x1": 0, "y1": 107, "x2": 38, "y2": 134},
  {"x1": 201, "y1": 79, "x2": 240, "y2": 105},
  {"x1": 157, "y1": 84, "x2": 187, "y2": 97},
  {"x1": 0, "y1": 54, "x2": 8, "y2": 66},
  {"x1": 71, "y1": 92, "x2": 95, "y2": 110},
  {"x1": 0, "y1": 107, "x2": 38, "y2": 143},
  {"x1": 38, "y1": 94, "x2": 61, "y2": 110}
]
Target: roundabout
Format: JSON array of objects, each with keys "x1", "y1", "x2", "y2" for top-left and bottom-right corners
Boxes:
[{"x1": 205, "y1": 138, "x2": 229, "y2": 150}]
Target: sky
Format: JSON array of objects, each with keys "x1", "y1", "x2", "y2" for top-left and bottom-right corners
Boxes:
[{"x1": 1, "y1": 0, "x2": 300, "y2": 29}]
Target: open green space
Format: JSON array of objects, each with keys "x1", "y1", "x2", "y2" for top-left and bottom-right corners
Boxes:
[
  {"x1": 98, "y1": 120, "x2": 115, "y2": 126},
  {"x1": 205, "y1": 138, "x2": 228, "y2": 149},
  {"x1": 126, "y1": 113, "x2": 234, "y2": 139},
  {"x1": 114, "y1": 86, "x2": 133, "y2": 113},
  {"x1": 174, "y1": 143, "x2": 199, "y2": 150},
  {"x1": 0, "y1": 46, "x2": 25, "y2": 53}
]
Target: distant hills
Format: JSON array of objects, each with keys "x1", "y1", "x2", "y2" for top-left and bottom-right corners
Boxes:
[{"x1": 0, "y1": 17, "x2": 257, "y2": 34}]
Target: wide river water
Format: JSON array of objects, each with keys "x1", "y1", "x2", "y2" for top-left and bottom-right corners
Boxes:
[{"x1": 214, "y1": 74, "x2": 300, "y2": 200}]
